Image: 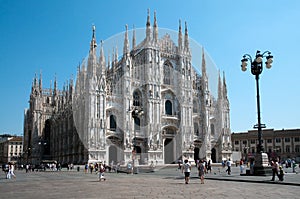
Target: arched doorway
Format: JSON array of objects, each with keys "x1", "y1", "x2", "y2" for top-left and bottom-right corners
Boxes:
[
  {"x1": 109, "y1": 145, "x2": 118, "y2": 164},
  {"x1": 211, "y1": 148, "x2": 217, "y2": 163},
  {"x1": 164, "y1": 138, "x2": 174, "y2": 164}
]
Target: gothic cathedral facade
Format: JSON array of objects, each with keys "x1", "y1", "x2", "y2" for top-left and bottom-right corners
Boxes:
[{"x1": 24, "y1": 12, "x2": 232, "y2": 165}]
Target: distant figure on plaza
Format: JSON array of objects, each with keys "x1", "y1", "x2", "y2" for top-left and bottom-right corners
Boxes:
[
  {"x1": 207, "y1": 160, "x2": 212, "y2": 173},
  {"x1": 178, "y1": 158, "x2": 182, "y2": 170},
  {"x1": 198, "y1": 160, "x2": 205, "y2": 184},
  {"x1": 271, "y1": 159, "x2": 279, "y2": 181},
  {"x1": 84, "y1": 163, "x2": 89, "y2": 174},
  {"x1": 278, "y1": 166, "x2": 284, "y2": 181},
  {"x1": 7, "y1": 163, "x2": 16, "y2": 179},
  {"x1": 25, "y1": 164, "x2": 30, "y2": 173},
  {"x1": 239, "y1": 159, "x2": 244, "y2": 174},
  {"x1": 182, "y1": 159, "x2": 191, "y2": 184},
  {"x1": 127, "y1": 161, "x2": 133, "y2": 174},
  {"x1": 226, "y1": 159, "x2": 231, "y2": 175},
  {"x1": 98, "y1": 162, "x2": 106, "y2": 181},
  {"x1": 90, "y1": 163, "x2": 94, "y2": 174}
]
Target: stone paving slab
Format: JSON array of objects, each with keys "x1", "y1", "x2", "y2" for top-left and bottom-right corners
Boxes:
[{"x1": 0, "y1": 166, "x2": 299, "y2": 199}]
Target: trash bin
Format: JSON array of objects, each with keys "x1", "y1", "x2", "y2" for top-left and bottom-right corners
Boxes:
[{"x1": 77, "y1": 166, "x2": 80, "y2": 172}]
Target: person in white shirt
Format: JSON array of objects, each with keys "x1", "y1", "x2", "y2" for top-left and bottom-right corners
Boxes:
[{"x1": 181, "y1": 159, "x2": 191, "y2": 184}]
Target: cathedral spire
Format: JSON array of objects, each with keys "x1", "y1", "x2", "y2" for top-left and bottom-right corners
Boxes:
[
  {"x1": 107, "y1": 53, "x2": 111, "y2": 70},
  {"x1": 178, "y1": 19, "x2": 183, "y2": 52},
  {"x1": 88, "y1": 25, "x2": 97, "y2": 75},
  {"x1": 223, "y1": 71, "x2": 228, "y2": 98},
  {"x1": 201, "y1": 48, "x2": 209, "y2": 93},
  {"x1": 34, "y1": 73, "x2": 38, "y2": 87},
  {"x1": 53, "y1": 74, "x2": 58, "y2": 96},
  {"x1": 146, "y1": 9, "x2": 151, "y2": 41},
  {"x1": 90, "y1": 25, "x2": 97, "y2": 52},
  {"x1": 218, "y1": 70, "x2": 222, "y2": 100},
  {"x1": 153, "y1": 11, "x2": 158, "y2": 43},
  {"x1": 39, "y1": 71, "x2": 43, "y2": 92},
  {"x1": 123, "y1": 24, "x2": 130, "y2": 56},
  {"x1": 115, "y1": 46, "x2": 118, "y2": 64},
  {"x1": 99, "y1": 40, "x2": 106, "y2": 74},
  {"x1": 184, "y1": 21, "x2": 190, "y2": 53},
  {"x1": 132, "y1": 25, "x2": 136, "y2": 50},
  {"x1": 201, "y1": 47, "x2": 207, "y2": 78}
]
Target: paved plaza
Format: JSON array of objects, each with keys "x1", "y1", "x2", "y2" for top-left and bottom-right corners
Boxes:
[{"x1": 0, "y1": 165, "x2": 299, "y2": 199}]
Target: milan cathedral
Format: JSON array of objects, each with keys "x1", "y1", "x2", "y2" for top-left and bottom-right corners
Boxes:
[{"x1": 24, "y1": 11, "x2": 232, "y2": 166}]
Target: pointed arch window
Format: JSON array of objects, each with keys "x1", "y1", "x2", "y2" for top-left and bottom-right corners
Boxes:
[
  {"x1": 133, "y1": 90, "x2": 141, "y2": 107},
  {"x1": 110, "y1": 115, "x2": 117, "y2": 131},
  {"x1": 165, "y1": 100, "x2": 172, "y2": 115}
]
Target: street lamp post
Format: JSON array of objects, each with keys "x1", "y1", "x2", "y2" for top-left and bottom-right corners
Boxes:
[{"x1": 241, "y1": 50, "x2": 273, "y2": 175}]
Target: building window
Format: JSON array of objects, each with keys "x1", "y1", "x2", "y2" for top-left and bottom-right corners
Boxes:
[
  {"x1": 165, "y1": 100, "x2": 172, "y2": 115},
  {"x1": 286, "y1": 145, "x2": 290, "y2": 153},
  {"x1": 242, "y1": 140, "x2": 247, "y2": 145},
  {"x1": 295, "y1": 145, "x2": 300, "y2": 153},
  {"x1": 275, "y1": 138, "x2": 281, "y2": 143},
  {"x1": 295, "y1": 137, "x2": 300, "y2": 142},
  {"x1": 234, "y1": 141, "x2": 239, "y2": 145},
  {"x1": 109, "y1": 115, "x2": 117, "y2": 131},
  {"x1": 133, "y1": 90, "x2": 141, "y2": 107},
  {"x1": 235, "y1": 148, "x2": 239, "y2": 151},
  {"x1": 285, "y1": 138, "x2": 290, "y2": 142},
  {"x1": 277, "y1": 147, "x2": 282, "y2": 153},
  {"x1": 267, "y1": 139, "x2": 272, "y2": 143},
  {"x1": 250, "y1": 139, "x2": 255, "y2": 144}
]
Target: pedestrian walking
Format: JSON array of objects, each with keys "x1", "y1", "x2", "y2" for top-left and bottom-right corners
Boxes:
[
  {"x1": 198, "y1": 160, "x2": 205, "y2": 184},
  {"x1": 181, "y1": 159, "x2": 191, "y2": 184},
  {"x1": 278, "y1": 166, "x2": 284, "y2": 181},
  {"x1": 84, "y1": 163, "x2": 88, "y2": 174},
  {"x1": 271, "y1": 159, "x2": 279, "y2": 181},
  {"x1": 239, "y1": 159, "x2": 244, "y2": 174},
  {"x1": 10, "y1": 163, "x2": 16, "y2": 178},
  {"x1": 226, "y1": 159, "x2": 231, "y2": 175},
  {"x1": 207, "y1": 159, "x2": 212, "y2": 173},
  {"x1": 98, "y1": 162, "x2": 106, "y2": 181}
]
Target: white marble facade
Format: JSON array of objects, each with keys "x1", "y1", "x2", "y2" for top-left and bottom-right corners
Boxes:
[{"x1": 24, "y1": 11, "x2": 232, "y2": 166}]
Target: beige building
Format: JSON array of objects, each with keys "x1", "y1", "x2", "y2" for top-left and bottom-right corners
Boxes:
[
  {"x1": 0, "y1": 136, "x2": 23, "y2": 164},
  {"x1": 231, "y1": 128, "x2": 300, "y2": 161}
]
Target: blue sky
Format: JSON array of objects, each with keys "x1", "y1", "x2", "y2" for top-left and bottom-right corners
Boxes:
[{"x1": 0, "y1": 0, "x2": 299, "y2": 135}]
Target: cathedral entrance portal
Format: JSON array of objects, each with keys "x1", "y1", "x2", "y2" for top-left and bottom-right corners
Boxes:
[
  {"x1": 109, "y1": 145, "x2": 118, "y2": 164},
  {"x1": 164, "y1": 138, "x2": 175, "y2": 164},
  {"x1": 211, "y1": 148, "x2": 216, "y2": 163}
]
